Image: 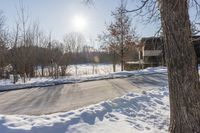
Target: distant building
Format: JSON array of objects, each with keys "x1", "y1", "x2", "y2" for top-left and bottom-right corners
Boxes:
[
  {"x1": 140, "y1": 36, "x2": 200, "y2": 65},
  {"x1": 139, "y1": 37, "x2": 165, "y2": 66},
  {"x1": 193, "y1": 36, "x2": 200, "y2": 64},
  {"x1": 125, "y1": 36, "x2": 200, "y2": 70}
]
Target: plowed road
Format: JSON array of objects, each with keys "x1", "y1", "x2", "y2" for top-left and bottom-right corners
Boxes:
[{"x1": 0, "y1": 73, "x2": 167, "y2": 115}]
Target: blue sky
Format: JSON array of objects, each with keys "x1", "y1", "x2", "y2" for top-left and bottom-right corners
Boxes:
[{"x1": 0, "y1": 0, "x2": 159, "y2": 41}]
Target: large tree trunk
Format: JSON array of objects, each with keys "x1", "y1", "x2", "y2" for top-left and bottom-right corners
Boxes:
[{"x1": 159, "y1": 0, "x2": 200, "y2": 132}]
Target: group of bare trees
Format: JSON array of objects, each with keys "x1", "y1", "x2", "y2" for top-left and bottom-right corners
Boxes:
[
  {"x1": 0, "y1": 4, "x2": 113, "y2": 82},
  {"x1": 0, "y1": 16, "x2": 110, "y2": 81},
  {"x1": 5, "y1": 4, "x2": 68, "y2": 81},
  {"x1": 0, "y1": 11, "x2": 8, "y2": 79}
]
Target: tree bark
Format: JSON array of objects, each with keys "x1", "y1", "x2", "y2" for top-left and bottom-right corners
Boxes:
[
  {"x1": 113, "y1": 51, "x2": 116, "y2": 72},
  {"x1": 159, "y1": 0, "x2": 200, "y2": 132},
  {"x1": 121, "y1": 43, "x2": 124, "y2": 71},
  {"x1": 41, "y1": 65, "x2": 44, "y2": 77}
]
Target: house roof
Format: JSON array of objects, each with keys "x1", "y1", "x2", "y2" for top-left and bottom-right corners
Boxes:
[
  {"x1": 192, "y1": 36, "x2": 200, "y2": 45},
  {"x1": 140, "y1": 37, "x2": 164, "y2": 50}
]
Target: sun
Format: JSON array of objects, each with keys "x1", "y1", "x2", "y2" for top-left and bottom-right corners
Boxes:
[{"x1": 72, "y1": 15, "x2": 87, "y2": 31}]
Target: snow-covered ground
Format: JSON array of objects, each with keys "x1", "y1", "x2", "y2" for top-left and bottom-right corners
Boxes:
[
  {"x1": 0, "y1": 66, "x2": 199, "y2": 132},
  {"x1": 0, "y1": 66, "x2": 167, "y2": 91},
  {"x1": 62, "y1": 64, "x2": 121, "y2": 76},
  {"x1": 0, "y1": 86, "x2": 169, "y2": 133},
  {"x1": 35, "y1": 64, "x2": 121, "y2": 77}
]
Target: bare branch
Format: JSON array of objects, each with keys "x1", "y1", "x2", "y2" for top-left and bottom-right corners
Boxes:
[{"x1": 125, "y1": 0, "x2": 150, "y2": 13}]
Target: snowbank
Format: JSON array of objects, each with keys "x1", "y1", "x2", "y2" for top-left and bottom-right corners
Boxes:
[
  {"x1": 0, "y1": 86, "x2": 169, "y2": 133},
  {"x1": 0, "y1": 67, "x2": 167, "y2": 91}
]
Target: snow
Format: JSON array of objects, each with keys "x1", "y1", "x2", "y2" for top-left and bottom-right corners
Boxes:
[
  {"x1": 0, "y1": 66, "x2": 167, "y2": 91},
  {"x1": 199, "y1": 64, "x2": 200, "y2": 73},
  {"x1": 35, "y1": 64, "x2": 121, "y2": 77},
  {"x1": 0, "y1": 65, "x2": 199, "y2": 132},
  {"x1": 0, "y1": 87, "x2": 170, "y2": 133}
]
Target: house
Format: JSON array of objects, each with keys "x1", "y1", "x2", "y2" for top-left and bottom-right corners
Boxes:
[
  {"x1": 193, "y1": 36, "x2": 200, "y2": 64},
  {"x1": 124, "y1": 37, "x2": 164, "y2": 70},
  {"x1": 124, "y1": 36, "x2": 200, "y2": 70},
  {"x1": 140, "y1": 36, "x2": 200, "y2": 66},
  {"x1": 139, "y1": 37, "x2": 165, "y2": 67}
]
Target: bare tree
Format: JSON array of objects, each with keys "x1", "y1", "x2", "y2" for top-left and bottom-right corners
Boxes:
[
  {"x1": 11, "y1": 2, "x2": 47, "y2": 80},
  {"x1": 107, "y1": 1, "x2": 137, "y2": 71},
  {"x1": 63, "y1": 32, "x2": 86, "y2": 75},
  {"x1": 14, "y1": 1, "x2": 31, "y2": 82},
  {"x1": 35, "y1": 34, "x2": 50, "y2": 77},
  {"x1": 10, "y1": 22, "x2": 20, "y2": 83},
  {"x1": 98, "y1": 33, "x2": 119, "y2": 72},
  {"x1": 0, "y1": 11, "x2": 8, "y2": 78},
  {"x1": 63, "y1": 32, "x2": 86, "y2": 64}
]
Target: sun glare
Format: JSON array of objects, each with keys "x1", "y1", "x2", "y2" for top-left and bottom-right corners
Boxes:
[{"x1": 72, "y1": 15, "x2": 87, "y2": 31}]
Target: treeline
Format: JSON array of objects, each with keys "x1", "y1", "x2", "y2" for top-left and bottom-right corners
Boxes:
[
  {"x1": 3, "y1": 44, "x2": 112, "y2": 78},
  {"x1": 0, "y1": 9, "x2": 112, "y2": 81},
  {"x1": 0, "y1": 31, "x2": 112, "y2": 80},
  {"x1": 0, "y1": 2, "x2": 139, "y2": 82}
]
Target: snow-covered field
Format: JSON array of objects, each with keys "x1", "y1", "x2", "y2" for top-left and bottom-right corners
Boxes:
[
  {"x1": 0, "y1": 66, "x2": 167, "y2": 91},
  {"x1": 62, "y1": 64, "x2": 121, "y2": 76},
  {"x1": 35, "y1": 64, "x2": 121, "y2": 77},
  {"x1": 0, "y1": 87, "x2": 169, "y2": 133}
]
